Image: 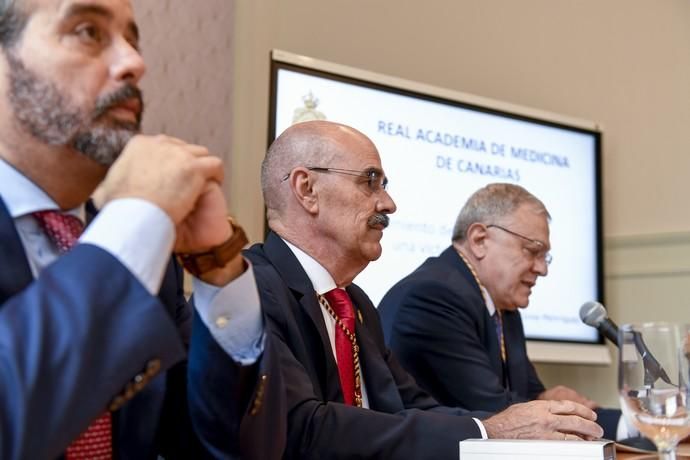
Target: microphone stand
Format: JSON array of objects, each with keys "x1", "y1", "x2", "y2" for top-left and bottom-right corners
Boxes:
[{"x1": 632, "y1": 331, "x2": 673, "y2": 387}]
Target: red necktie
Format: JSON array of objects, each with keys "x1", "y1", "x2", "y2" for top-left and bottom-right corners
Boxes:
[
  {"x1": 323, "y1": 288, "x2": 357, "y2": 405},
  {"x1": 33, "y1": 210, "x2": 84, "y2": 253},
  {"x1": 33, "y1": 211, "x2": 114, "y2": 460}
]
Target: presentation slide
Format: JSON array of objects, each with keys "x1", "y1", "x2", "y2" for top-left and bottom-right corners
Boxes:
[{"x1": 271, "y1": 64, "x2": 601, "y2": 343}]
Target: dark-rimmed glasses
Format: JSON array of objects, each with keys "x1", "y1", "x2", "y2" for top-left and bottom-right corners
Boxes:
[
  {"x1": 282, "y1": 166, "x2": 388, "y2": 192},
  {"x1": 486, "y1": 224, "x2": 553, "y2": 265}
]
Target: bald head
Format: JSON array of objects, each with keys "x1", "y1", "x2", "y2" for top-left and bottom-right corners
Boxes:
[
  {"x1": 261, "y1": 120, "x2": 396, "y2": 285},
  {"x1": 261, "y1": 120, "x2": 375, "y2": 218}
]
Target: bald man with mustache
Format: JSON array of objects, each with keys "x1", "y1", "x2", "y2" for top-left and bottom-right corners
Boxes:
[{"x1": 189, "y1": 120, "x2": 603, "y2": 459}]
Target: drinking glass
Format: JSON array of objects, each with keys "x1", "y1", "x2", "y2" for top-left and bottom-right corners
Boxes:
[{"x1": 619, "y1": 322, "x2": 690, "y2": 460}]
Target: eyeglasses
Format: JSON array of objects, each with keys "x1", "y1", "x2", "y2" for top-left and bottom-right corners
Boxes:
[
  {"x1": 486, "y1": 224, "x2": 553, "y2": 265},
  {"x1": 282, "y1": 166, "x2": 389, "y2": 192}
]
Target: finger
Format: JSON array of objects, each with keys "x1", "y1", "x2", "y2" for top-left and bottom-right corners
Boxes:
[
  {"x1": 542, "y1": 432, "x2": 584, "y2": 441},
  {"x1": 185, "y1": 143, "x2": 213, "y2": 157},
  {"x1": 154, "y1": 135, "x2": 208, "y2": 154},
  {"x1": 193, "y1": 155, "x2": 225, "y2": 184},
  {"x1": 583, "y1": 399, "x2": 599, "y2": 410},
  {"x1": 155, "y1": 134, "x2": 186, "y2": 145},
  {"x1": 548, "y1": 400, "x2": 597, "y2": 421},
  {"x1": 564, "y1": 396, "x2": 598, "y2": 411},
  {"x1": 552, "y1": 414, "x2": 604, "y2": 439}
]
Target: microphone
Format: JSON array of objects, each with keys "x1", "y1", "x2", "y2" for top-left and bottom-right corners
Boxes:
[
  {"x1": 579, "y1": 301, "x2": 619, "y2": 346},
  {"x1": 579, "y1": 301, "x2": 672, "y2": 386}
]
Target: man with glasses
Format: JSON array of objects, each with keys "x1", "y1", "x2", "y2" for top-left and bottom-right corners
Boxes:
[
  {"x1": 379, "y1": 183, "x2": 622, "y2": 440},
  {"x1": 189, "y1": 123, "x2": 604, "y2": 459}
]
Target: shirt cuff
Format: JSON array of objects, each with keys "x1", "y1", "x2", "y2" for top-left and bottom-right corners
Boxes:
[
  {"x1": 473, "y1": 418, "x2": 488, "y2": 439},
  {"x1": 79, "y1": 198, "x2": 174, "y2": 295},
  {"x1": 193, "y1": 260, "x2": 264, "y2": 365}
]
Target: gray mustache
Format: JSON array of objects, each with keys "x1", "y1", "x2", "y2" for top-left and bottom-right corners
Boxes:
[
  {"x1": 368, "y1": 213, "x2": 390, "y2": 229},
  {"x1": 93, "y1": 84, "x2": 143, "y2": 122}
]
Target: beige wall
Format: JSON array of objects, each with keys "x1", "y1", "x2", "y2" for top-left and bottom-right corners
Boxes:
[
  {"x1": 133, "y1": 0, "x2": 690, "y2": 407},
  {"x1": 133, "y1": 0, "x2": 235, "y2": 201},
  {"x1": 231, "y1": 0, "x2": 690, "y2": 241},
  {"x1": 132, "y1": 0, "x2": 235, "y2": 294}
]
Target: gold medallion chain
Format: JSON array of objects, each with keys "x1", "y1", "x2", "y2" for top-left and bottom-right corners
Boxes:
[
  {"x1": 456, "y1": 249, "x2": 507, "y2": 363},
  {"x1": 318, "y1": 294, "x2": 364, "y2": 407}
]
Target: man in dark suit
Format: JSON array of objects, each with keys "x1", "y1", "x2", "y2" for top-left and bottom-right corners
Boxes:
[
  {"x1": 0, "y1": 0, "x2": 275, "y2": 458},
  {"x1": 379, "y1": 183, "x2": 623, "y2": 440},
  {"x1": 189, "y1": 121, "x2": 604, "y2": 459}
]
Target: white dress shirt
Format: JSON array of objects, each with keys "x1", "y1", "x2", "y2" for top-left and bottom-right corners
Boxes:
[
  {"x1": 193, "y1": 270, "x2": 263, "y2": 365},
  {"x1": 283, "y1": 238, "x2": 371, "y2": 408}
]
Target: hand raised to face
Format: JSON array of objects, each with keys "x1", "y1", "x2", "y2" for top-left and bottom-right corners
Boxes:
[{"x1": 98, "y1": 134, "x2": 225, "y2": 226}]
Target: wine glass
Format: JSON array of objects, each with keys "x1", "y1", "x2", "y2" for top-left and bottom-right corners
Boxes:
[{"x1": 619, "y1": 322, "x2": 690, "y2": 460}]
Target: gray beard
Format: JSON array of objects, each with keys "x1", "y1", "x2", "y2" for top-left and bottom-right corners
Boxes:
[{"x1": 5, "y1": 51, "x2": 142, "y2": 166}]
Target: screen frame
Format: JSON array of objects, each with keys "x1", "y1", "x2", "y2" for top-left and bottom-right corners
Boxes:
[{"x1": 268, "y1": 49, "x2": 608, "y2": 362}]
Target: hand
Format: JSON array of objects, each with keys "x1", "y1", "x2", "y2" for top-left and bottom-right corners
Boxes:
[
  {"x1": 538, "y1": 385, "x2": 599, "y2": 410},
  {"x1": 175, "y1": 181, "x2": 249, "y2": 287},
  {"x1": 174, "y1": 181, "x2": 230, "y2": 253},
  {"x1": 483, "y1": 400, "x2": 603, "y2": 441},
  {"x1": 99, "y1": 134, "x2": 224, "y2": 225}
]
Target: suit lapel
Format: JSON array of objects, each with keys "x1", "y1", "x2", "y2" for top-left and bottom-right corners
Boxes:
[
  {"x1": 0, "y1": 197, "x2": 34, "y2": 304},
  {"x1": 347, "y1": 286, "x2": 404, "y2": 412},
  {"x1": 489, "y1": 311, "x2": 507, "y2": 389},
  {"x1": 503, "y1": 311, "x2": 528, "y2": 395},
  {"x1": 298, "y1": 288, "x2": 343, "y2": 402},
  {"x1": 441, "y1": 247, "x2": 506, "y2": 384},
  {"x1": 263, "y1": 233, "x2": 332, "y2": 352},
  {"x1": 262, "y1": 233, "x2": 343, "y2": 402}
]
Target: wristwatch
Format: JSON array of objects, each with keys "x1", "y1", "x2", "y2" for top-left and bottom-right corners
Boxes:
[{"x1": 177, "y1": 217, "x2": 249, "y2": 277}]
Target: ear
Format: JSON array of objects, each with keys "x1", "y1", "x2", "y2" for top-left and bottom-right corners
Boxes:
[
  {"x1": 289, "y1": 167, "x2": 319, "y2": 215},
  {"x1": 465, "y1": 222, "x2": 489, "y2": 260}
]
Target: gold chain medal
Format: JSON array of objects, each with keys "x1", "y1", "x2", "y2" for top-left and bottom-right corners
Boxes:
[
  {"x1": 318, "y1": 295, "x2": 364, "y2": 407},
  {"x1": 456, "y1": 250, "x2": 507, "y2": 363}
]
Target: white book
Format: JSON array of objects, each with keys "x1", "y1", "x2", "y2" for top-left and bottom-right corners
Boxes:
[{"x1": 459, "y1": 439, "x2": 615, "y2": 460}]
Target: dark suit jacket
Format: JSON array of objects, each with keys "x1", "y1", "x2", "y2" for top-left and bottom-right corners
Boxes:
[
  {"x1": 0, "y1": 197, "x2": 187, "y2": 459},
  {"x1": 188, "y1": 306, "x2": 285, "y2": 460},
  {"x1": 112, "y1": 257, "x2": 203, "y2": 460},
  {"x1": 84, "y1": 202, "x2": 277, "y2": 460},
  {"x1": 86, "y1": 200, "x2": 199, "y2": 460},
  {"x1": 379, "y1": 246, "x2": 544, "y2": 412},
  {"x1": 379, "y1": 245, "x2": 620, "y2": 440},
  {"x1": 190, "y1": 232, "x2": 487, "y2": 460}
]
